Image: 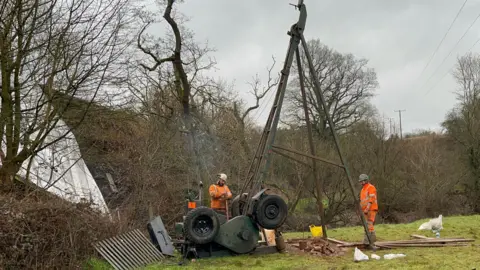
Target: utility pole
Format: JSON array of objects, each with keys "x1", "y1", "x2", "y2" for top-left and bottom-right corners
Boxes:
[
  {"x1": 389, "y1": 118, "x2": 393, "y2": 136},
  {"x1": 394, "y1": 110, "x2": 406, "y2": 139}
]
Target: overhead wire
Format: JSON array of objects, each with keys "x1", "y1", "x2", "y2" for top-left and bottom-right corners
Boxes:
[
  {"x1": 420, "y1": 4, "x2": 480, "y2": 89},
  {"x1": 251, "y1": 65, "x2": 305, "y2": 124},
  {"x1": 424, "y1": 34, "x2": 480, "y2": 96},
  {"x1": 251, "y1": 84, "x2": 277, "y2": 123},
  {"x1": 416, "y1": 0, "x2": 468, "y2": 79}
]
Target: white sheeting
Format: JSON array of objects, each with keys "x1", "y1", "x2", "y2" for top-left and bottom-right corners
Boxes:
[{"x1": 9, "y1": 118, "x2": 110, "y2": 214}]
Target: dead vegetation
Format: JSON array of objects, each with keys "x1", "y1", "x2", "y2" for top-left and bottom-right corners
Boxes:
[{"x1": 0, "y1": 188, "x2": 118, "y2": 269}]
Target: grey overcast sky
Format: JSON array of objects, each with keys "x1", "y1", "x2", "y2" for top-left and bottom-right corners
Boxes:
[{"x1": 163, "y1": 0, "x2": 480, "y2": 134}]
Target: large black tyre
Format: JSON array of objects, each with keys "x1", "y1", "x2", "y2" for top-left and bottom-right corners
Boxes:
[
  {"x1": 183, "y1": 206, "x2": 220, "y2": 244},
  {"x1": 254, "y1": 194, "x2": 288, "y2": 229}
]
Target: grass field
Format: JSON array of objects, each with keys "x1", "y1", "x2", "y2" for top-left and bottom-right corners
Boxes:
[{"x1": 88, "y1": 215, "x2": 480, "y2": 270}]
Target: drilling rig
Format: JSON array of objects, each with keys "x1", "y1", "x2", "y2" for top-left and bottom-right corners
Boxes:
[
  {"x1": 94, "y1": 1, "x2": 374, "y2": 268},
  {"x1": 168, "y1": 0, "x2": 374, "y2": 259}
]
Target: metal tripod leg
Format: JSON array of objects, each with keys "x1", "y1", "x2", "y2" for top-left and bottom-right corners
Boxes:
[
  {"x1": 298, "y1": 33, "x2": 374, "y2": 249},
  {"x1": 236, "y1": 1, "x2": 374, "y2": 249},
  {"x1": 295, "y1": 47, "x2": 328, "y2": 239},
  {"x1": 241, "y1": 10, "x2": 306, "y2": 216},
  {"x1": 239, "y1": 62, "x2": 286, "y2": 202}
]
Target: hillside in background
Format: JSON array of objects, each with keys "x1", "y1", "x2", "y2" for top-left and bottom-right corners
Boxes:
[{"x1": 53, "y1": 94, "x2": 146, "y2": 209}]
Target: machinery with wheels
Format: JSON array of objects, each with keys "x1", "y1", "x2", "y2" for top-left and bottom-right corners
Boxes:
[
  {"x1": 168, "y1": 0, "x2": 308, "y2": 259},
  {"x1": 152, "y1": 0, "x2": 375, "y2": 261},
  {"x1": 170, "y1": 181, "x2": 287, "y2": 259},
  {"x1": 95, "y1": 2, "x2": 374, "y2": 268}
]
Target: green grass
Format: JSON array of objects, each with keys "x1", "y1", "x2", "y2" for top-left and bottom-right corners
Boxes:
[
  {"x1": 90, "y1": 215, "x2": 480, "y2": 270},
  {"x1": 85, "y1": 257, "x2": 113, "y2": 269}
]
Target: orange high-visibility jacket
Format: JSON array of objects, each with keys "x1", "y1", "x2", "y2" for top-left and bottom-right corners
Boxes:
[
  {"x1": 209, "y1": 184, "x2": 232, "y2": 209},
  {"x1": 360, "y1": 183, "x2": 378, "y2": 212}
]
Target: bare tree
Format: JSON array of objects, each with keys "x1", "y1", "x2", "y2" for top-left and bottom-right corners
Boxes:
[
  {"x1": 405, "y1": 136, "x2": 454, "y2": 216},
  {"x1": 345, "y1": 116, "x2": 406, "y2": 221},
  {"x1": 136, "y1": 0, "x2": 231, "y2": 189},
  {"x1": 286, "y1": 39, "x2": 378, "y2": 138},
  {"x1": 232, "y1": 57, "x2": 279, "y2": 156},
  {"x1": 136, "y1": 0, "x2": 218, "y2": 120},
  {"x1": 442, "y1": 52, "x2": 480, "y2": 212},
  {"x1": 0, "y1": 0, "x2": 131, "y2": 189},
  {"x1": 130, "y1": 17, "x2": 219, "y2": 119}
]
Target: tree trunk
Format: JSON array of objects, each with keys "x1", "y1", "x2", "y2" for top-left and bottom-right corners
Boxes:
[
  {"x1": 468, "y1": 147, "x2": 480, "y2": 213},
  {"x1": 0, "y1": 163, "x2": 16, "y2": 192}
]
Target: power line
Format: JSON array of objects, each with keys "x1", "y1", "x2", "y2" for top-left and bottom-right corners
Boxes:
[
  {"x1": 424, "y1": 34, "x2": 480, "y2": 96},
  {"x1": 421, "y1": 7, "x2": 480, "y2": 89},
  {"x1": 251, "y1": 85, "x2": 276, "y2": 122},
  {"x1": 417, "y1": 0, "x2": 468, "y2": 79}
]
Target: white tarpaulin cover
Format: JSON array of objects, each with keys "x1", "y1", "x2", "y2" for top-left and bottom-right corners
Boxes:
[
  {"x1": 353, "y1": 247, "x2": 369, "y2": 262},
  {"x1": 4, "y1": 118, "x2": 109, "y2": 214},
  {"x1": 418, "y1": 214, "x2": 443, "y2": 231}
]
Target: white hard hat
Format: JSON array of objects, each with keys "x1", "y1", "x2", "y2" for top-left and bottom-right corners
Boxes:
[
  {"x1": 358, "y1": 174, "x2": 369, "y2": 182},
  {"x1": 217, "y1": 173, "x2": 227, "y2": 181}
]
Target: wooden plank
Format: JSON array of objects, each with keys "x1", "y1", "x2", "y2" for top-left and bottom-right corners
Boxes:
[
  {"x1": 377, "y1": 238, "x2": 473, "y2": 245},
  {"x1": 374, "y1": 243, "x2": 392, "y2": 249},
  {"x1": 337, "y1": 242, "x2": 364, "y2": 248},
  {"x1": 410, "y1": 234, "x2": 432, "y2": 239},
  {"x1": 337, "y1": 238, "x2": 474, "y2": 248},
  {"x1": 327, "y1": 237, "x2": 351, "y2": 245},
  {"x1": 383, "y1": 242, "x2": 469, "y2": 246},
  {"x1": 380, "y1": 243, "x2": 468, "y2": 248}
]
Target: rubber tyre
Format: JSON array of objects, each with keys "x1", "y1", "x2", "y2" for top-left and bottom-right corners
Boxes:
[
  {"x1": 183, "y1": 206, "x2": 220, "y2": 244},
  {"x1": 254, "y1": 194, "x2": 288, "y2": 229}
]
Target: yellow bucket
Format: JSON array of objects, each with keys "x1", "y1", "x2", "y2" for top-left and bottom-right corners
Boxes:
[{"x1": 309, "y1": 224, "x2": 323, "y2": 237}]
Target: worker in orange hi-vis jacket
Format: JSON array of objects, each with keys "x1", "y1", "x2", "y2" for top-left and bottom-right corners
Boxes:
[
  {"x1": 209, "y1": 173, "x2": 232, "y2": 214},
  {"x1": 359, "y1": 173, "x2": 378, "y2": 243}
]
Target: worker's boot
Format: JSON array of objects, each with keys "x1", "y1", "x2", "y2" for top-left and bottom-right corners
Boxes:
[
  {"x1": 363, "y1": 234, "x2": 369, "y2": 245},
  {"x1": 363, "y1": 232, "x2": 376, "y2": 244},
  {"x1": 370, "y1": 231, "x2": 377, "y2": 243}
]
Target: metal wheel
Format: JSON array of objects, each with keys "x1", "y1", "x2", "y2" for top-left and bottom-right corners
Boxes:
[{"x1": 183, "y1": 206, "x2": 220, "y2": 244}]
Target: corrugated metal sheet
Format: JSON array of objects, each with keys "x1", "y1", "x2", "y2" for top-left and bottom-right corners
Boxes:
[{"x1": 94, "y1": 229, "x2": 165, "y2": 270}]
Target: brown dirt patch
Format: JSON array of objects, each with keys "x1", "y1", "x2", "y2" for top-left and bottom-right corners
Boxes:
[{"x1": 285, "y1": 238, "x2": 347, "y2": 256}]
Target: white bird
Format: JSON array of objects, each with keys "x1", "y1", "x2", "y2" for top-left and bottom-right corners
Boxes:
[{"x1": 418, "y1": 214, "x2": 443, "y2": 238}]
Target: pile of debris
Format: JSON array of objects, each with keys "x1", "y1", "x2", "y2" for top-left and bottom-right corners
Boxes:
[{"x1": 285, "y1": 238, "x2": 345, "y2": 256}]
